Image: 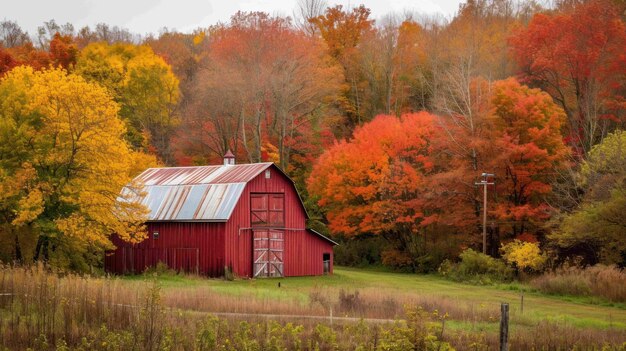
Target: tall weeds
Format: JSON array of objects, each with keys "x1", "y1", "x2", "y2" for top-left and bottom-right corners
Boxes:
[{"x1": 531, "y1": 265, "x2": 626, "y2": 303}]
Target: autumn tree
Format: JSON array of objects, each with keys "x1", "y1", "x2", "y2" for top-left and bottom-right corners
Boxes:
[
  {"x1": 49, "y1": 33, "x2": 78, "y2": 69},
  {"x1": 310, "y1": 5, "x2": 374, "y2": 126},
  {"x1": 427, "y1": 78, "x2": 494, "y2": 238},
  {"x1": 35, "y1": 19, "x2": 75, "y2": 50},
  {"x1": 391, "y1": 20, "x2": 431, "y2": 113},
  {"x1": 146, "y1": 29, "x2": 208, "y2": 126},
  {"x1": 429, "y1": 0, "x2": 537, "y2": 151},
  {"x1": 0, "y1": 23, "x2": 78, "y2": 74},
  {"x1": 0, "y1": 46, "x2": 18, "y2": 77},
  {"x1": 75, "y1": 42, "x2": 180, "y2": 162},
  {"x1": 509, "y1": 0, "x2": 626, "y2": 156},
  {"x1": 180, "y1": 12, "x2": 342, "y2": 170},
  {"x1": 4, "y1": 42, "x2": 51, "y2": 70},
  {"x1": 423, "y1": 78, "x2": 569, "y2": 253},
  {"x1": 487, "y1": 78, "x2": 570, "y2": 240},
  {"x1": 74, "y1": 23, "x2": 138, "y2": 49},
  {"x1": 308, "y1": 113, "x2": 447, "y2": 271},
  {"x1": 0, "y1": 66, "x2": 153, "y2": 269},
  {"x1": 549, "y1": 130, "x2": 626, "y2": 265}
]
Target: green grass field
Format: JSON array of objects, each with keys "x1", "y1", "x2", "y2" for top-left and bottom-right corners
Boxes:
[{"x1": 125, "y1": 266, "x2": 626, "y2": 331}]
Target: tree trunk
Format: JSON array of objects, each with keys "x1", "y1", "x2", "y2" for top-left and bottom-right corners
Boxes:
[{"x1": 14, "y1": 231, "x2": 22, "y2": 263}]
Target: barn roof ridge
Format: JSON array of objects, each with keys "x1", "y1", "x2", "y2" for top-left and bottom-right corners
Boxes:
[
  {"x1": 143, "y1": 161, "x2": 274, "y2": 171},
  {"x1": 141, "y1": 181, "x2": 247, "y2": 187},
  {"x1": 136, "y1": 162, "x2": 274, "y2": 187}
]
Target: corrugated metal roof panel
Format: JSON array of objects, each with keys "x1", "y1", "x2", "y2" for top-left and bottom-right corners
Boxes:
[
  {"x1": 135, "y1": 163, "x2": 273, "y2": 186},
  {"x1": 123, "y1": 163, "x2": 272, "y2": 221}
]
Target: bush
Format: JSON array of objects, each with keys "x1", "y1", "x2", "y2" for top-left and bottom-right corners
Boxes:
[
  {"x1": 381, "y1": 249, "x2": 415, "y2": 271},
  {"x1": 531, "y1": 264, "x2": 626, "y2": 303},
  {"x1": 439, "y1": 249, "x2": 514, "y2": 284},
  {"x1": 224, "y1": 265, "x2": 235, "y2": 281},
  {"x1": 500, "y1": 240, "x2": 547, "y2": 272},
  {"x1": 143, "y1": 261, "x2": 177, "y2": 276}
]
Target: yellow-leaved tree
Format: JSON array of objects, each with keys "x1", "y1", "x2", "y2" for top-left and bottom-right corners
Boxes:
[
  {"x1": 500, "y1": 240, "x2": 547, "y2": 273},
  {"x1": 75, "y1": 42, "x2": 180, "y2": 163},
  {"x1": 0, "y1": 66, "x2": 155, "y2": 270}
]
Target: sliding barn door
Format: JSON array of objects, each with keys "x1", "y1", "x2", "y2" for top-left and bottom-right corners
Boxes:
[
  {"x1": 253, "y1": 229, "x2": 284, "y2": 278},
  {"x1": 251, "y1": 193, "x2": 285, "y2": 278}
]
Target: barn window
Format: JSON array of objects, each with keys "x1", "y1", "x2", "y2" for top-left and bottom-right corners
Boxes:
[
  {"x1": 265, "y1": 169, "x2": 271, "y2": 179},
  {"x1": 251, "y1": 193, "x2": 284, "y2": 227},
  {"x1": 153, "y1": 231, "x2": 159, "y2": 240}
]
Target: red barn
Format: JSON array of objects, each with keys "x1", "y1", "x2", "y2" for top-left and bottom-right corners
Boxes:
[{"x1": 105, "y1": 154, "x2": 336, "y2": 278}]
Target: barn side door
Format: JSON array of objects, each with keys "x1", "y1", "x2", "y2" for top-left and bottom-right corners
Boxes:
[{"x1": 253, "y1": 229, "x2": 284, "y2": 278}]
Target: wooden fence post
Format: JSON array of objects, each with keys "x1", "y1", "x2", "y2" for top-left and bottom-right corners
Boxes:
[
  {"x1": 330, "y1": 306, "x2": 333, "y2": 327},
  {"x1": 500, "y1": 303, "x2": 509, "y2": 351}
]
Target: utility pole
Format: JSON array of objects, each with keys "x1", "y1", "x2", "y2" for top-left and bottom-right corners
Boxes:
[{"x1": 476, "y1": 173, "x2": 495, "y2": 254}]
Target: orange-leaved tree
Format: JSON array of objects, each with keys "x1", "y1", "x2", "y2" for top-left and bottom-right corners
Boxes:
[
  {"x1": 432, "y1": 78, "x2": 570, "y2": 248},
  {"x1": 307, "y1": 112, "x2": 441, "y2": 269},
  {"x1": 48, "y1": 32, "x2": 78, "y2": 69},
  {"x1": 488, "y1": 78, "x2": 570, "y2": 240}
]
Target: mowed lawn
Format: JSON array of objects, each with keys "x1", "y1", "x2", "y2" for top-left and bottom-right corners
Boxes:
[{"x1": 125, "y1": 266, "x2": 626, "y2": 331}]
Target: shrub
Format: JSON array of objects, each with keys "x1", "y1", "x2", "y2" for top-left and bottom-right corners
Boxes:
[
  {"x1": 144, "y1": 261, "x2": 177, "y2": 276},
  {"x1": 337, "y1": 289, "x2": 364, "y2": 315},
  {"x1": 378, "y1": 306, "x2": 454, "y2": 351},
  {"x1": 224, "y1": 265, "x2": 235, "y2": 281},
  {"x1": 439, "y1": 249, "x2": 514, "y2": 284},
  {"x1": 500, "y1": 240, "x2": 547, "y2": 272},
  {"x1": 381, "y1": 249, "x2": 415, "y2": 271},
  {"x1": 531, "y1": 264, "x2": 626, "y2": 302},
  {"x1": 308, "y1": 287, "x2": 331, "y2": 310}
]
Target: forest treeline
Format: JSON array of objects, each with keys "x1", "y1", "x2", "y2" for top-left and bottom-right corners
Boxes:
[{"x1": 0, "y1": 0, "x2": 624, "y2": 272}]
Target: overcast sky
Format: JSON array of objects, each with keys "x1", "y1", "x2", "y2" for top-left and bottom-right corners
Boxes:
[{"x1": 2, "y1": 0, "x2": 464, "y2": 36}]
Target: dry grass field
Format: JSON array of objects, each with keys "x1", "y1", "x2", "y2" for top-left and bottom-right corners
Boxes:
[{"x1": 0, "y1": 264, "x2": 624, "y2": 350}]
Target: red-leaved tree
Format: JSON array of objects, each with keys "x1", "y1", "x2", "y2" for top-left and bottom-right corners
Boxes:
[{"x1": 509, "y1": 0, "x2": 626, "y2": 156}]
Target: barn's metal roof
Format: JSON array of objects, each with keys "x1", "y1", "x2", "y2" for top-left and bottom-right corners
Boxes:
[
  {"x1": 136, "y1": 163, "x2": 274, "y2": 186},
  {"x1": 124, "y1": 163, "x2": 273, "y2": 222}
]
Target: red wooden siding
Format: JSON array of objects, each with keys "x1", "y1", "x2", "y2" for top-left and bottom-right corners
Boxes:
[
  {"x1": 284, "y1": 230, "x2": 334, "y2": 276},
  {"x1": 105, "y1": 164, "x2": 335, "y2": 278},
  {"x1": 224, "y1": 166, "x2": 333, "y2": 277},
  {"x1": 105, "y1": 222, "x2": 226, "y2": 277}
]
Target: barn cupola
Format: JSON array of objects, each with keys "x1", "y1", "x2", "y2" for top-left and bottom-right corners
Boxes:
[{"x1": 223, "y1": 149, "x2": 235, "y2": 165}]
